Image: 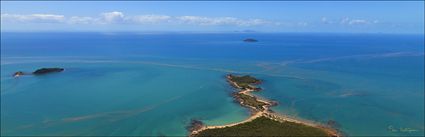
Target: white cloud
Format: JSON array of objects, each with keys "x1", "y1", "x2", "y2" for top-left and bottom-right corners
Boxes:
[
  {"x1": 321, "y1": 17, "x2": 333, "y2": 24},
  {"x1": 348, "y1": 19, "x2": 368, "y2": 25},
  {"x1": 100, "y1": 11, "x2": 125, "y2": 23},
  {"x1": 320, "y1": 17, "x2": 379, "y2": 26},
  {"x1": 69, "y1": 16, "x2": 97, "y2": 24},
  {"x1": 340, "y1": 17, "x2": 350, "y2": 24},
  {"x1": 0, "y1": 11, "x2": 284, "y2": 27},
  {"x1": 340, "y1": 17, "x2": 379, "y2": 25},
  {"x1": 175, "y1": 16, "x2": 275, "y2": 26},
  {"x1": 2, "y1": 12, "x2": 383, "y2": 29},
  {"x1": 130, "y1": 15, "x2": 171, "y2": 24},
  {"x1": 297, "y1": 22, "x2": 308, "y2": 26},
  {"x1": 1, "y1": 13, "x2": 65, "y2": 23}
]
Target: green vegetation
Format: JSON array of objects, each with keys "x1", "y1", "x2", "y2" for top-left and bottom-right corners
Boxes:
[
  {"x1": 32, "y1": 68, "x2": 64, "y2": 75},
  {"x1": 234, "y1": 93, "x2": 267, "y2": 111},
  {"x1": 236, "y1": 82, "x2": 251, "y2": 89},
  {"x1": 228, "y1": 74, "x2": 262, "y2": 90},
  {"x1": 194, "y1": 116, "x2": 331, "y2": 137},
  {"x1": 229, "y1": 75, "x2": 261, "y2": 85}
]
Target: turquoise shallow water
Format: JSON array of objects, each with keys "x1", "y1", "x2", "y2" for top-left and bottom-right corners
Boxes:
[
  {"x1": 1, "y1": 32, "x2": 424, "y2": 136},
  {"x1": 256, "y1": 57, "x2": 424, "y2": 136},
  {"x1": 1, "y1": 61, "x2": 249, "y2": 136}
]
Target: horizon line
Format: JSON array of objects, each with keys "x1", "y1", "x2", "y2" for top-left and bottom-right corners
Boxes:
[{"x1": 1, "y1": 30, "x2": 424, "y2": 35}]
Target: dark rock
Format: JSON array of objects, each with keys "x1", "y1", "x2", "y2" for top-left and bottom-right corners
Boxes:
[
  {"x1": 13, "y1": 71, "x2": 25, "y2": 77},
  {"x1": 243, "y1": 38, "x2": 258, "y2": 42},
  {"x1": 32, "y1": 68, "x2": 64, "y2": 75},
  {"x1": 269, "y1": 101, "x2": 279, "y2": 107},
  {"x1": 253, "y1": 87, "x2": 262, "y2": 91},
  {"x1": 186, "y1": 119, "x2": 204, "y2": 132},
  {"x1": 326, "y1": 120, "x2": 342, "y2": 129}
]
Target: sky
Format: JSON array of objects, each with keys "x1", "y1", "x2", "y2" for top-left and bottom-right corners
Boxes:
[{"x1": 1, "y1": 1, "x2": 424, "y2": 34}]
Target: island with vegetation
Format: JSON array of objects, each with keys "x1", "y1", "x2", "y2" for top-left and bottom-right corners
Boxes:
[
  {"x1": 12, "y1": 71, "x2": 25, "y2": 77},
  {"x1": 32, "y1": 68, "x2": 64, "y2": 75},
  {"x1": 189, "y1": 74, "x2": 340, "y2": 137},
  {"x1": 13, "y1": 67, "x2": 64, "y2": 77},
  {"x1": 243, "y1": 38, "x2": 258, "y2": 42}
]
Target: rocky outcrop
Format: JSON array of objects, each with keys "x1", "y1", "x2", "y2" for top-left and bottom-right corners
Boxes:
[
  {"x1": 13, "y1": 71, "x2": 25, "y2": 77},
  {"x1": 186, "y1": 119, "x2": 204, "y2": 132}
]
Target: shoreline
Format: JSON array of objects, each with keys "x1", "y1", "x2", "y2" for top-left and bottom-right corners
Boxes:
[{"x1": 190, "y1": 74, "x2": 340, "y2": 137}]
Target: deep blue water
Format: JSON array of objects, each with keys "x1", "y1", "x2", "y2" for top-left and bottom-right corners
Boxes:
[{"x1": 1, "y1": 32, "x2": 424, "y2": 136}]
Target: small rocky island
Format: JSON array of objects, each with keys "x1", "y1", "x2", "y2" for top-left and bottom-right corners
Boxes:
[
  {"x1": 32, "y1": 68, "x2": 64, "y2": 75},
  {"x1": 243, "y1": 38, "x2": 258, "y2": 42},
  {"x1": 190, "y1": 74, "x2": 339, "y2": 137},
  {"x1": 13, "y1": 71, "x2": 25, "y2": 77},
  {"x1": 13, "y1": 67, "x2": 64, "y2": 77}
]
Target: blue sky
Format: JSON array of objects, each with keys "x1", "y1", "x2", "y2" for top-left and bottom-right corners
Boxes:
[{"x1": 1, "y1": 1, "x2": 424, "y2": 34}]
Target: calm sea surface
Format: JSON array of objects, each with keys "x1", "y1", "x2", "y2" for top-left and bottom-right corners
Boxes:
[{"x1": 1, "y1": 32, "x2": 424, "y2": 136}]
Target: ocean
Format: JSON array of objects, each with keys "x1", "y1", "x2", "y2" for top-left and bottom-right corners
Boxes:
[{"x1": 1, "y1": 32, "x2": 424, "y2": 136}]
